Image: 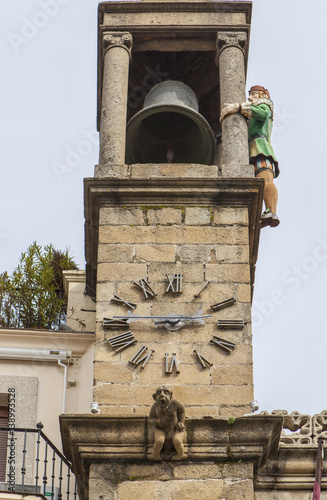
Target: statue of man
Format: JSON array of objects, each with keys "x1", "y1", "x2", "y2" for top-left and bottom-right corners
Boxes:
[{"x1": 220, "y1": 85, "x2": 279, "y2": 228}]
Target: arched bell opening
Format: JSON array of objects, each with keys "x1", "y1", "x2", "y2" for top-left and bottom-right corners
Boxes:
[
  {"x1": 126, "y1": 80, "x2": 217, "y2": 165},
  {"x1": 126, "y1": 50, "x2": 220, "y2": 165}
]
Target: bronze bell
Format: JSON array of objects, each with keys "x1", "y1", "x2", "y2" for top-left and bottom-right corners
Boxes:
[{"x1": 126, "y1": 80, "x2": 216, "y2": 165}]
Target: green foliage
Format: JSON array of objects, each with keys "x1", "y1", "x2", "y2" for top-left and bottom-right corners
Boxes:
[
  {"x1": 0, "y1": 242, "x2": 78, "y2": 330},
  {"x1": 228, "y1": 417, "x2": 236, "y2": 426}
]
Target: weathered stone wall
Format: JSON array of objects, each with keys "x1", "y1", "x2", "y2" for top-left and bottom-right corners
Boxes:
[
  {"x1": 93, "y1": 190, "x2": 253, "y2": 418},
  {"x1": 89, "y1": 461, "x2": 255, "y2": 500}
]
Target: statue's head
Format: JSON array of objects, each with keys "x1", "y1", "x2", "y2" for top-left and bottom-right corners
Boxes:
[
  {"x1": 153, "y1": 386, "x2": 172, "y2": 408},
  {"x1": 248, "y1": 85, "x2": 270, "y2": 102}
]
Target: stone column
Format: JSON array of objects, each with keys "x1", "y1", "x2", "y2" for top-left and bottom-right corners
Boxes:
[
  {"x1": 216, "y1": 32, "x2": 249, "y2": 172},
  {"x1": 99, "y1": 32, "x2": 133, "y2": 166}
]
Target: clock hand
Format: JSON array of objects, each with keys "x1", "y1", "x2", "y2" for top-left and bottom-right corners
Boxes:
[
  {"x1": 113, "y1": 311, "x2": 211, "y2": 321},
  {"x1": 112, "y1": 311, "x2": 212, "y2": 330},
  {"x1": 155, "y1": 312, "x2": 212, "y2": 331}
]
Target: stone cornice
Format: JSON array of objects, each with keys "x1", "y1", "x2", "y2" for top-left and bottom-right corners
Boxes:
[
  {"x1": 98, "y1": 2, "x2": 252, "y2": 25},
  {"x1": 62, "y1": 270, "x2": 86, "y2": 296},
  {"x1": 60, "y1": 414, "x2": 281, "y2": 500},
  {"x1": 257, "y1": 447, "x2": 327, "y2": 490},
  {"x1": 0, "y1": 328, "x2": 94, "y2": 356},
  {"x1": 83, "y1": 174, "x2": 264, "y2": 299}
]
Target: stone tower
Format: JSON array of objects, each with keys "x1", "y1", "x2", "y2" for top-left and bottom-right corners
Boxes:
[{"x1": 61, "y1": 2, "x2": 282, "y2": 499}]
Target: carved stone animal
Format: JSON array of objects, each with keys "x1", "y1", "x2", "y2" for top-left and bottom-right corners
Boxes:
[{"x1": 148, "y1": 386, "x2": 186, "y2": 461}]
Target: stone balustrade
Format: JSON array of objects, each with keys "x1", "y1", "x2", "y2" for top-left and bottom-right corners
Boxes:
[{"x1": 259, "y1": 410, "x2": 327, "y2": 446}]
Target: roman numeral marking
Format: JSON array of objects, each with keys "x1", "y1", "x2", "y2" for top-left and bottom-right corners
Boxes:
[
  {"x1": 166, "y1": 273, "x2": 182, "y2": 293},
  {"x1": 194, "y1": 281, "x2": 209, "y2": 298},
  {"x1": 129, "y1": 346, "x2": 154, "y2": 369},
  {"x1": 210, "y1": 297, "x2": 236, "y2": 312},
  {"x1": 106, "y1": 331, "x2": 137, "y2": 353},
  {"x1": 194, "y1": 350, "x2": 213, "y2": 369},
  {"x1": 165, "y1": 353, "x2": 180, "y2": 374},
  {"x1": 103, "y1": 318, "x2": 129, "y2": 329},
  {"x1": 217, "y1": 319, "x2": 244, "y2": 329},
  {"x1": 110, "y1": 294, "x2": 137, "y2": 310},
  {"x1": 134, "y1": 278, "x2": 157, "y2": 299},
  {"x1": 210, "y1": 336, "x2": 236, "y2": 354}
]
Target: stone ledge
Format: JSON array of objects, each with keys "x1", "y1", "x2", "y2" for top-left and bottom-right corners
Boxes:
[
  {"x1": 60, "y1": 414, "x2": 281, "y2": 499},
  {"x1": 94, "y1": 163, "x2": 220, "y2": 178},
  {"x1": 257, "y1": 446, "x2": 327, "y2": 490},
  {"x1": 221, "y1": 163, "x2": 254, "y2": 178}
]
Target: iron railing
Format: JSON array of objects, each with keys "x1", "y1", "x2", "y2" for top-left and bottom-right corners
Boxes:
[{"x1": 0, "y1": 426, "x2": 78, "y2": 499}]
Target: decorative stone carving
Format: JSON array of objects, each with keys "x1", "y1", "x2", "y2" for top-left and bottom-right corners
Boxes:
[
  {"x1": 216, "y1": 32, "x2": 247, "y2": 62},
  {"x1": 259, "y1": 410, "x2": 327, "y2": 446},
  {"x1": 103, "y1": 32, "x2": 133, "y2": 58},
  {"x1": 273, "y1": 410, "x2": 312, "y2": 446},
  {"x1": 312, "y1": 410, "x2": 327, "y2": 444},
  {"x1": 148, "y1": 386, "x2": 186, "y2": 461}
]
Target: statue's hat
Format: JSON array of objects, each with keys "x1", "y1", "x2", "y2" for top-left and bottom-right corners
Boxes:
[{"x1": 249, "y1": 85, "x2": 270, "y2": 98}]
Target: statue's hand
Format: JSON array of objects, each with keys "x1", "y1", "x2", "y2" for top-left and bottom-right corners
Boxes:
[
  {"x1": 220, "y1": 103, "x2": 240, "y2": 122},
  {"x1": 148, "y1": 417, "x2": 161, "y2": 426},
  {"x1": 176, "y1": 422, "x2": 185, "y2": 432}
]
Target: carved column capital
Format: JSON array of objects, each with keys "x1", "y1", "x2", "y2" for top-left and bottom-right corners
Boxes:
[
  {"x1": 103, "y1": 31, "x2": 133, "y2": 59},
  {"x1": 215, "y1": 32, "x2": 247, "y2": 64}
]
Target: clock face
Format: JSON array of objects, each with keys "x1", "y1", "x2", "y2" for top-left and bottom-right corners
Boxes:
[{"x1": 102, "y1": 272, "x2": 245, "y2": 376}]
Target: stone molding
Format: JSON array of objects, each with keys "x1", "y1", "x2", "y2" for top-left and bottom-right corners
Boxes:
[
  {"x1": 216, "y1": 31, "x2": 247, "y2": 62},
  {"x1": 83, "y1": 175, "x2": 264, "y2": 298},
  {"x1": 229, "y1": 411, "x2": 327, "y2": 491},
  {"x1": 257, "y1": 444, "x2": 327, "y2": 491},
  {"x1": 60, "y1": 414, "x2": 282, "y2": 500},
  {"x1": 102, "y1": 31, "x2": 133, "y2": 59},
  {"x1": 98, "y1": 2, "x2": 252, "y2": 23}
]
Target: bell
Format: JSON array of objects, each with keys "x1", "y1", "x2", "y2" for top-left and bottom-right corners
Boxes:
[{"x1": 126, "y1": 80, "x2": 216, "y2": 165}]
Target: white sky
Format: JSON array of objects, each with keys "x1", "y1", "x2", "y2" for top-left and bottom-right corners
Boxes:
[{"x1": 1, "y1": 0, "x2": 327, "y2": 416}]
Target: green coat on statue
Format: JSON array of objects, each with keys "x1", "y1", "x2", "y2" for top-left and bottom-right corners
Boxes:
[{"x1": 248, "y1": 101, "x2": 279, "y2": 177}]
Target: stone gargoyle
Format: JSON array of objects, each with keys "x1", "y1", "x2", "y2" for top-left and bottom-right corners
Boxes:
[{"x1": 148, "y1": 386, "x2": 186, "y2": 461}]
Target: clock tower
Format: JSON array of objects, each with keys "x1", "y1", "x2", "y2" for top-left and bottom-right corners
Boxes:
[{"x1": 61, "y1": 2, "x2": 282, "y2": 499}]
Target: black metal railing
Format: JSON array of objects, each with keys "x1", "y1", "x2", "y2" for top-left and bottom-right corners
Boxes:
[{"x1": 0, "y1": 426, "x2": 78, "y2": 499}]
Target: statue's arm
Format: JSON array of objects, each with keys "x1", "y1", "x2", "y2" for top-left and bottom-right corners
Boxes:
[
  {"x1": 249, "y1": 103, "x2": 271, "y2": 121},
  {"x1": 148, "y1": 405, "x2": 160, "y2": 426},
  {"x1": 176, "y1": 401, "x2": 185, "y2": 431}
]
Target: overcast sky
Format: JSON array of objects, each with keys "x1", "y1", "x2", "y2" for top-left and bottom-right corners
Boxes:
[{"x1": 1, "y1": 0, "x2": 327, "y2": 417}]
